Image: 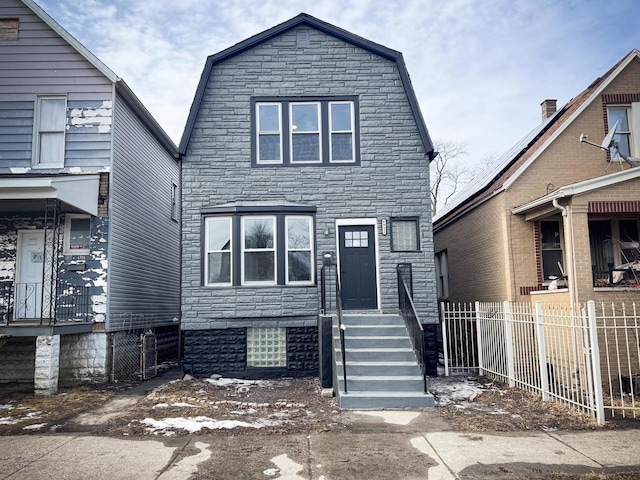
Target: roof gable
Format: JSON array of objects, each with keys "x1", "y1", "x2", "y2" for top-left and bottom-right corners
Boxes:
[
  {"x1": 18, "y1": 0, "x2": 177, "y2": 155},
  {"x1": 434, "y1": 48, "x2": 640, "y2": 227},
  {"x1": 178, "y1": 13, "x2": 434, "y2": 157}
]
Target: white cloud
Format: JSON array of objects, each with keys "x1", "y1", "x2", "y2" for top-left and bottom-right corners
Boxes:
[{"x1": 35, "y1": 0, "x2": 640, "y2": 162}]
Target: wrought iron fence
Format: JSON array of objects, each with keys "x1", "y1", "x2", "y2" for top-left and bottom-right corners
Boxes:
[
  {"x1": 442, "y1": 300, "x2": 640, "y2": 423},
  {"x1": 0, "y1": 280, "x2": 91, "y2": 325}
]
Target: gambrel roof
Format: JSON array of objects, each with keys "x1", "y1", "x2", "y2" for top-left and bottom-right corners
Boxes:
[
  {"x1": 20, "y1": 0, "x2": 177, "y2": 155},
  {"x1": 434, "y1": 49, "x2": 640, "y2": 229},
  {"x1": 178, "y1": 13, "x2": 435, "y2": 158}
]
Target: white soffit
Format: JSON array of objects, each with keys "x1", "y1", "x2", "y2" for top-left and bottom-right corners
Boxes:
[{"x1": 0, "y1": 175, "x2": 100, "y2": 216}]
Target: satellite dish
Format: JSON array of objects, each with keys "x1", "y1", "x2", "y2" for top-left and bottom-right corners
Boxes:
[{"x1": 601, "y1": 119, "x2": 619, "y2": 150}]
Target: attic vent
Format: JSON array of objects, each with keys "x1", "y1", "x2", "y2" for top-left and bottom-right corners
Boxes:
[
  {"x1": 0, "y1": 18, "x2": 18, "y2": 41},
  {"x1": 296, "y1": 30, "x2": 310, "y2": 46}
]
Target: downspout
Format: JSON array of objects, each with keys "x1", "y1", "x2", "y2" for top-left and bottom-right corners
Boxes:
[{"x1": 552, "y1": 198, "x2": 576, "y2": 310}]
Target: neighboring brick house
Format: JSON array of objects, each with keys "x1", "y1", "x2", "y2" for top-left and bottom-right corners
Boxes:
[
  {"x1": 179, "y1": 14, "x2": 438, "y2": 379},
  {"x1": 433, "y1": 49, "x2": 640, "y2": 309},
  {"x1": 0, "y1": 0, "x2": 180, "y2": 393}
]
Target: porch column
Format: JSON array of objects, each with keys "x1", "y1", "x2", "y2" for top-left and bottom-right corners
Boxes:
[{"x1": 34, "y1": 335, "x2": 60, "y2": 395}]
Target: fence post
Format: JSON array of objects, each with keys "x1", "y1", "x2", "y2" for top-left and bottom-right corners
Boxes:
[
  {"x1": 587, "y1": 300, "x2": 605, "y2": 425},
  {"x1": 475, "y1": 301, "x2": 484, "y2": 376},
  {"x1": 535, "y1": 302, "x2": 549, "y2": 401},
  {"x1": 503, "y1": 301, "x2": 516, "y2": 387},
  {"x1": 440, "y1": 302, "x2": 449, "y2": 376}
]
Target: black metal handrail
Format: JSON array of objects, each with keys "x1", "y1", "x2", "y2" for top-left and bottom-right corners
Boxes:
[
  {"x1": 0, "y1": 280, "x2": 91, "y2": 325},
  {"x1": 397, "y1": 265, "x2": 427, "y2": 393},
  {"x1": 320, "y1": 264, "x2": 347, "y2": 393},
  {"x1": 335, "y1": 270, "x2": 347, "y2": 394}
]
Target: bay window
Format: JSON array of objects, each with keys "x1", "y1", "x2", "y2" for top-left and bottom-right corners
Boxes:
[{"x1": 203, "y1": 208, "x2": 315, "y2": 287}]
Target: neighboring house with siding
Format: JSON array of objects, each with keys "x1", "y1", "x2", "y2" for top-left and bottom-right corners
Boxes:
[
  {"x1": 179, "y1": 13, "x2": 439, "y2": 387},
  {"x1": 433, "y1": 49, "x2": 640, "y2": 310},
  {"x1": 0, "y1": 0, "x2": 180, "y2": 394}
]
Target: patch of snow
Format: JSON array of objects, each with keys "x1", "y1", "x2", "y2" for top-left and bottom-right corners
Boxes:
[
  {"x1": 139, "y1": 416, "x2": 279, "y2": 434},
  {"x1": 23, "y1": 423, "x2": 47, "y2": 430},
  {"x1": 0, "y1": 404, "x2": 13, "y2": 410},
  {"x1": 153, "y1": 403, "x2": 169, "y2": 409},
  {"x1": 205, "y1": 378, "x2": 269, "y2": 387},
  {"x1": 160, "y1": 441, "x2": 211, "y2": 479},
  {"x1": 0, "y1": 416, "x2": 17, "y2": 425},
  {"x1": 268, "y1": 454, "x2": 305, "y2": 480},
  {"x1": 263, "y1": 468, "x2": 279, "y2": 477},
  {"x1": 429, "y1": 377, "x2": 490, "y2": 406},
  {"x1": 171, "y1": 402, "x2": 197, "y2": 408}
]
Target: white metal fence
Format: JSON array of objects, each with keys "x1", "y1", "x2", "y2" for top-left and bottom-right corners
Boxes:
[{"x1": 441, "y1": 301, "x2": 640, "y2": 424}]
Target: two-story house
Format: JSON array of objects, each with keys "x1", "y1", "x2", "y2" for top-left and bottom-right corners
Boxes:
[
  {"x1": 0, "y1": 0, "x2": 180, "y2": 394},
  {"x1": 179, "y1": 13, "x2": 438, "y2": 404},
  {"x1": 434, "y1": 49, "x2": 640, "y2": 310}
]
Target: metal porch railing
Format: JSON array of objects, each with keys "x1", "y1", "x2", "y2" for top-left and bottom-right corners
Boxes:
[
  {"x1": 0, "y1": 280, "x2": 92, "y2": 325},
  {"x1": 397, "y1": 264, "x2": 428, "y2": 393},
  {"x1": 320, "y1": 264, "x2": 347, "y2": 393}
]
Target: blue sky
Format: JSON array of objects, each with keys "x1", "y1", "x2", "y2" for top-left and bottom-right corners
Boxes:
[{"x1": 36, "y1": 0, "x2": 640, "y2": 164}]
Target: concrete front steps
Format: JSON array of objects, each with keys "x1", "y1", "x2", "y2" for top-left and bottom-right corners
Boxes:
[{"x1": 333, "y1": 313, "x2": 434, "y2": 410}]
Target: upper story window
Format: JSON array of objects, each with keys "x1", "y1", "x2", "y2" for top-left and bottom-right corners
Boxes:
[
  {"x1": 34, "y1": 95, "x2": 66, "y2": 168},
  {"x1": 0, "y1": 19, "x2": 18, "y2": 41},
  {"x1": 608, "y1": 106, "x2": 632, "y2": 158},
  {"x1": 252, "y1": 96, "x2": 359, "y2": 167}
]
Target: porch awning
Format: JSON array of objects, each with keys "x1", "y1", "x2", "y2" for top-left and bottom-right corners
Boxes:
[{"x1": 0, "y1": 175, "x2": 100, "y2": 216}]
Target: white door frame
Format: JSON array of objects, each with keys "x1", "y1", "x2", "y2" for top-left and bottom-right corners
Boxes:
[{"x1": 335, "y1": 218, "x2": 381, "y2": 311}]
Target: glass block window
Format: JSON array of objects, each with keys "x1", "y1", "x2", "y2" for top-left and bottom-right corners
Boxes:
[
  {"x1": 247, "y1": 327, "x2": 287, "y2": 367},
  {"x1": 391, "y1": 218, "x2": 420, "y2": 252}
]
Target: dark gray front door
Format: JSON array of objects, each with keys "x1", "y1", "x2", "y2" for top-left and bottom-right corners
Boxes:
[{"x1": 338, "y1": 225, "x2": 377, "y2": 310}]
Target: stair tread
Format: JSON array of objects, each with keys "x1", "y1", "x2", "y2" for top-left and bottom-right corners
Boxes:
[
  {"x1": 339, "y1": 391, "x2": 432, "y2": 397},
  {"x1": 335, "y1": 361, "x2": 417, "y2": 366},
  {"x1": 336, "y1": 375, "x2": 423, "y2": 380}
]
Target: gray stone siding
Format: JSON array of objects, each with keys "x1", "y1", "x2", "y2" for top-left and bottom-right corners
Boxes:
[{"x1": 182, "y1": 25, "x2": 437, "y2": 330}]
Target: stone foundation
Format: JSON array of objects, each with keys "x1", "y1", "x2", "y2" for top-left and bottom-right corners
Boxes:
[{"x1": 59, "y1": 332, "x2": 109, "y2": 385}]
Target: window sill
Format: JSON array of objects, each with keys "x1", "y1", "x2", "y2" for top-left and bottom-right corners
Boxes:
[
  {"x1": 593, "y1": 286, "x2": 640, "y2": 292},
  {"x1": 203, "y1": 284, "x2": 317, "y2": 289}
]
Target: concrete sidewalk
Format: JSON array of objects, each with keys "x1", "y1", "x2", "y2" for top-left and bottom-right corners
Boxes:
[{"x1": 1, "y1": 420, "x2": 640, "y2": 479}]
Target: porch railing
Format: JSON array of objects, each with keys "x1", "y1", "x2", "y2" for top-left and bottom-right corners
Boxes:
[
  {"x1": 0, "y1": 280, "x2": 92, "y2": 325},
  {"x1": 397, "y1": 264, "x2": 428, "y2": 393}
]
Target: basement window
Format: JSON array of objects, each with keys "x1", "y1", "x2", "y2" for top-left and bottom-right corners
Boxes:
[{"x1": 246, "y1": 327, "x2": 286, "y2": 367}]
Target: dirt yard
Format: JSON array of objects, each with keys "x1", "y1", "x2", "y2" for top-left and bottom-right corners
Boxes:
[{"x1": 0, "y1": 373, "x2": 637, "y2": 437}]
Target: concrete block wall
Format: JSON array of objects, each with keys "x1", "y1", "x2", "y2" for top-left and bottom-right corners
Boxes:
[
  {"x1": 0, "y1": 337, "x2": 35, "y2": 388},
  {"x1": 59, "y1": 332, "x2": 109, "y2": 384}
]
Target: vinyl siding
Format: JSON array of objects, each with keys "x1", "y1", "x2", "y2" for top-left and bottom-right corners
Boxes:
[
  {"x1": 108, "y1": 92, "x2": 180, "y2": 331},
  {"x1": 0, "y1": 101, "x2": 33, "y2": 166},
  {"x1": 0, "y1": 0, "x2": 112, "y2": 101}
]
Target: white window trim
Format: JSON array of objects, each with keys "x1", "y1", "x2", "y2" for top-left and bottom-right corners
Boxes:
[
  {"x1": 63, "y1": 214, "x2": 91, "y2": 255},
  {"x1": 329, "y1": 101, "x2": 355, "y2": 163},
  {"x1": 32, "y1": 95, "x2": 66, "y2": 169},
  {"x1": 256, "y1": 102, "x2": 283, "y2": 165},
  {"x1": 241, "y1": 215, "x2": 277, "y2": 285},
  {"x1": 335, "y1": 218, "x2": 381, "y2": 311},
  {"x1": 205, "y1": 216, "x2": 232, "y2": 286},
  {"x1": 289, "y1": 102, "x2": 322, "y2": 164},
  {"x1": 171, "y1": 182, "x2": 178, "y2": 221},
  {"x1": 285, "y1": 216, "x2": 314, "y2": 285}
]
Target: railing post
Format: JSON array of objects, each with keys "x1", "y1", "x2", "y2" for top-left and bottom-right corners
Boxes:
[
  {"x1": 535, "y1": 302, "x2": 550, "y2": 401},
  {"x1": 503, "y1": 301, "x2": 516, "y2": 387},
  {"x1": 441, "y1": 302, "x2": 450, "y2": 377},
  {"x1": 320, "y1": 266, "x2": 326, "y2": 314},
  {"x1": 587, "y1": 300, "x2": 605, "y2": 425},
  {"x1": 475, "y1": 301, "x2": 484, "y2": 376}
]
